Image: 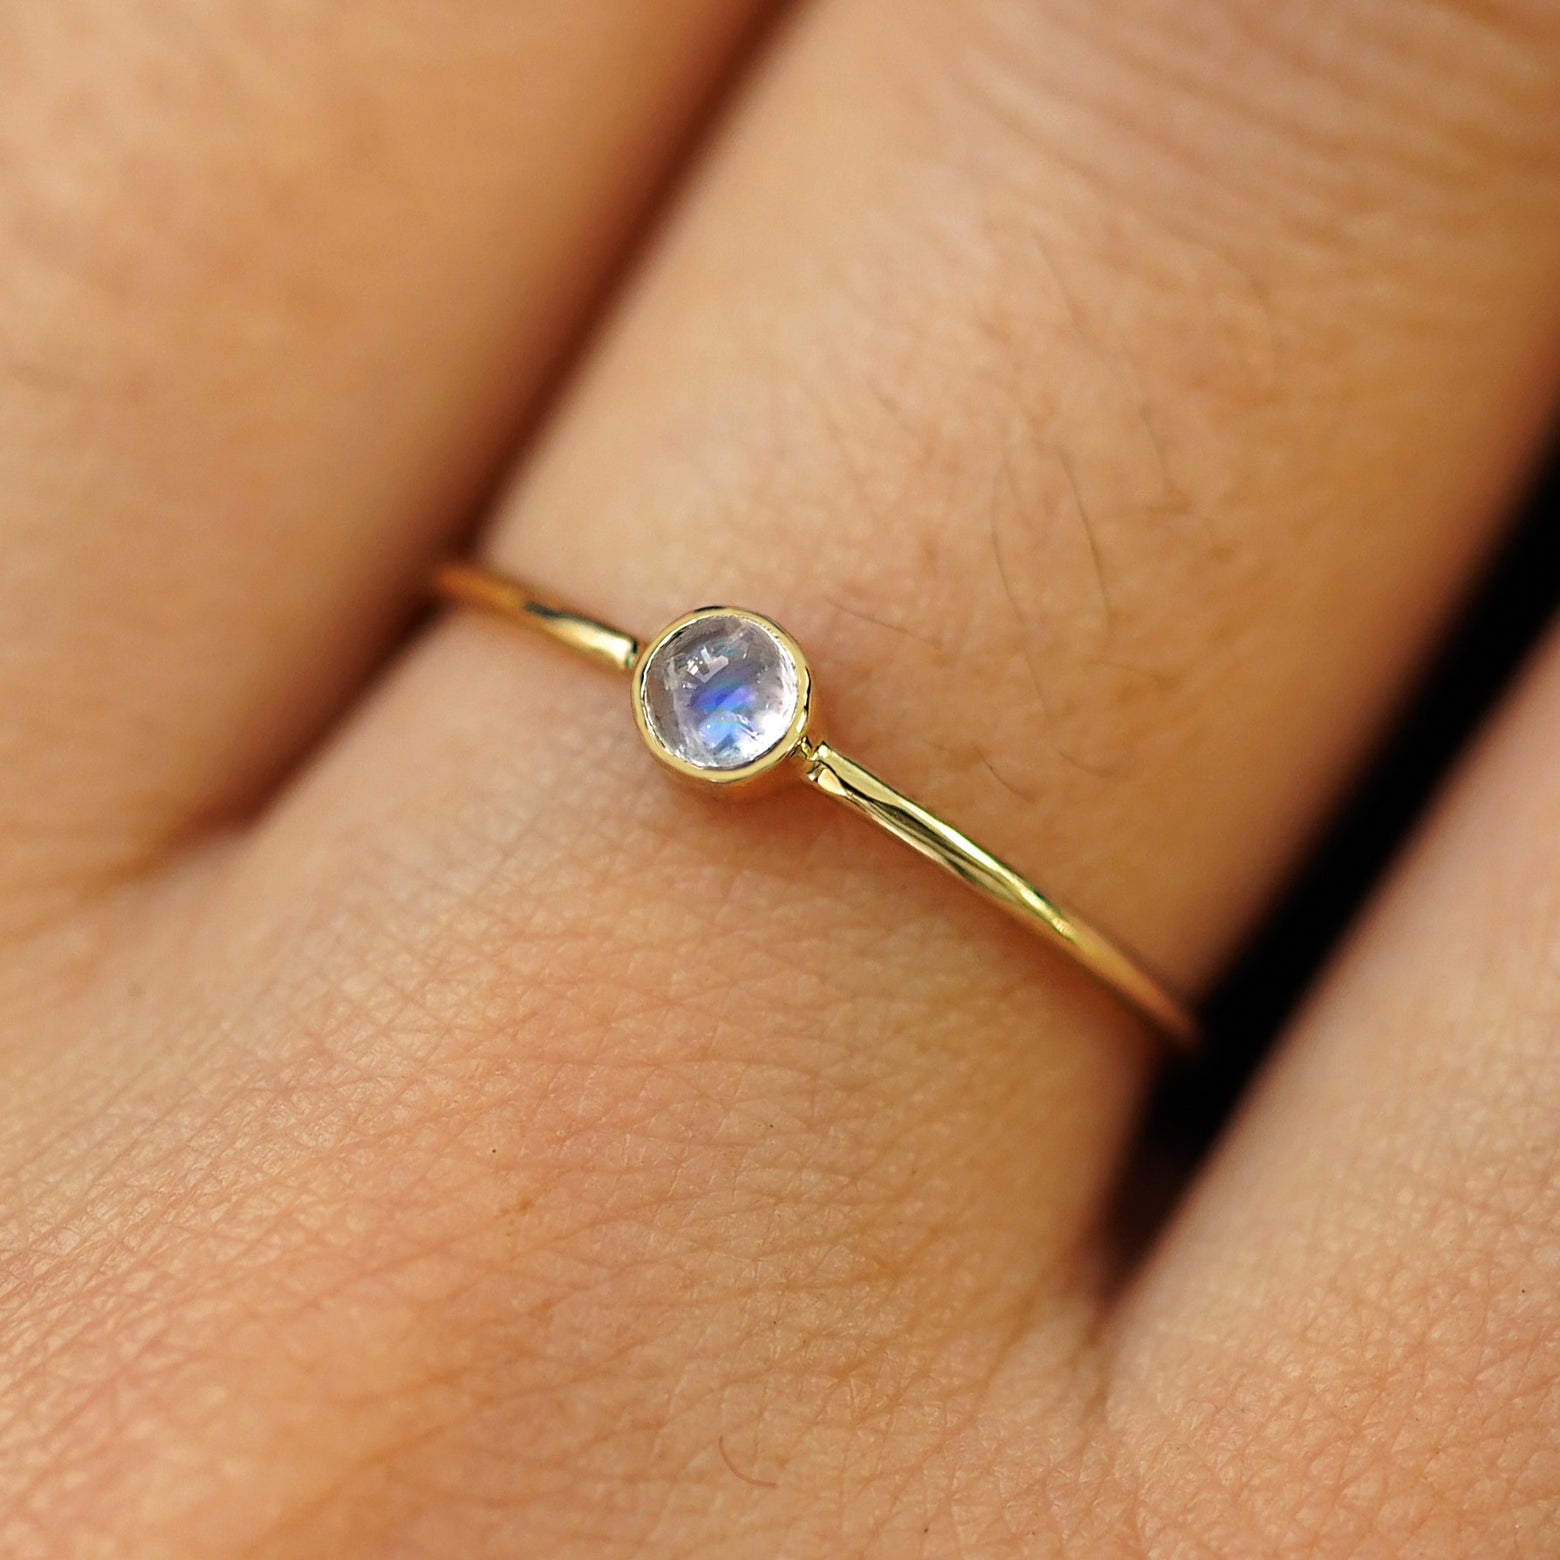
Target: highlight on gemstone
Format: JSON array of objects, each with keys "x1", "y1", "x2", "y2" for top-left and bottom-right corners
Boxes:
[{"x1": 639, "y1": 612, "x2": 801, "y2": 772}]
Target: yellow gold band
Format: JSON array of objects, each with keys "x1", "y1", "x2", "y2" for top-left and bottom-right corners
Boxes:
[{"x1": 435, "y1": 561, "x2": 1198, "y2": 1051}]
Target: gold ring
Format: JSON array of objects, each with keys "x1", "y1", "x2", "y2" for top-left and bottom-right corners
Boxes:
[{"x1": 434, "y1": 562, "x2": 1198, "y2": 1051}]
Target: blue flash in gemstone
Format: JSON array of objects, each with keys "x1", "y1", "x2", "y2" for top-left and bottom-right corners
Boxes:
[{"x1": 641, "y1": 614, "x2": 800, "y2": 771}]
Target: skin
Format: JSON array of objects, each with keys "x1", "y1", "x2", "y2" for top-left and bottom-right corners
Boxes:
[{"x1": 1, "y1": 0, "x2": 1558, "y2": 1553}]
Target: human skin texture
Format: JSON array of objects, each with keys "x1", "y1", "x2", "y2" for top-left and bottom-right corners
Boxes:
[{"x1": 1, "y1": 0, "x2": 1559, "y2": 1555}]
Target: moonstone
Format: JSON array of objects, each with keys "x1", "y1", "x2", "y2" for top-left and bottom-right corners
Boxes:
[{"x1": 641, "y1": 614, "x2": 800, "y2": 770}]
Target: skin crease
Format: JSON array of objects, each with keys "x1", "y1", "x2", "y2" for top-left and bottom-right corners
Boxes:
[{"x1": 0, "y1": 1, "x2": 1558, "y2": 1557}]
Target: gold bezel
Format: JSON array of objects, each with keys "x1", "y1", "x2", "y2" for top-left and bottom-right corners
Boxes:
[{"x1": 631, "y1": 606, "x2": 814, "y2": 798}]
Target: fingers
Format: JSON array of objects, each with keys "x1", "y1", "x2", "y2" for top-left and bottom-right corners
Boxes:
[
  {"x1": 14, "y1": 0, "x2": 1560, "y2": 1550},
  {"x1": 312, "y1": 0, "x2": 1560, "y2": 1258},
  {"x1": 1108, "y1": 623, "x2": 1560, "y2": 1554},
  {"x1": 170, "y1": 0, "x2": 1560, "y2": 1541},
  {"x1": 0, "y1": 0, "x2": 775, "y2": 920}
]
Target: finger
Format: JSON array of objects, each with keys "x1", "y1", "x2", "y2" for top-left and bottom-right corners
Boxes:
[
  {"x1": 19, "y1": 0, "x2": 1560, "y2": 1549},
  {"x1": 0, "y1": 0, "x2": 776, "y2": 919},
  {"x1": 321, "y1": 0, "x2": 1560, "y2": 1254},
  {"x1": 1108, "y1": 622, "x2": 1560, "y2": 1554}
]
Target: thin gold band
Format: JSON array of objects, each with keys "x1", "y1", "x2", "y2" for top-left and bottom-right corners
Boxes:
[{"x1": 435, "y1": 561, "x2": 1198, "y2": 1051}]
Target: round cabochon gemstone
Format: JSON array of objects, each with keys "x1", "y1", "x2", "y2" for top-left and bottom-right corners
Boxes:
[{"x1": 641, "y1": 613, "x2": 801, "y2": 771}]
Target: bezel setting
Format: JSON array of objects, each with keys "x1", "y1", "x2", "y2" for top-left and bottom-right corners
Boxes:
[{"x1": 631, "y1": 606, "x2": 814, "y2": 796}]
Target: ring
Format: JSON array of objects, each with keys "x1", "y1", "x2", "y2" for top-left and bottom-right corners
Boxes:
[{"x1": 434, "y1": 562, "x2": 1198, "y2": 1050}]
